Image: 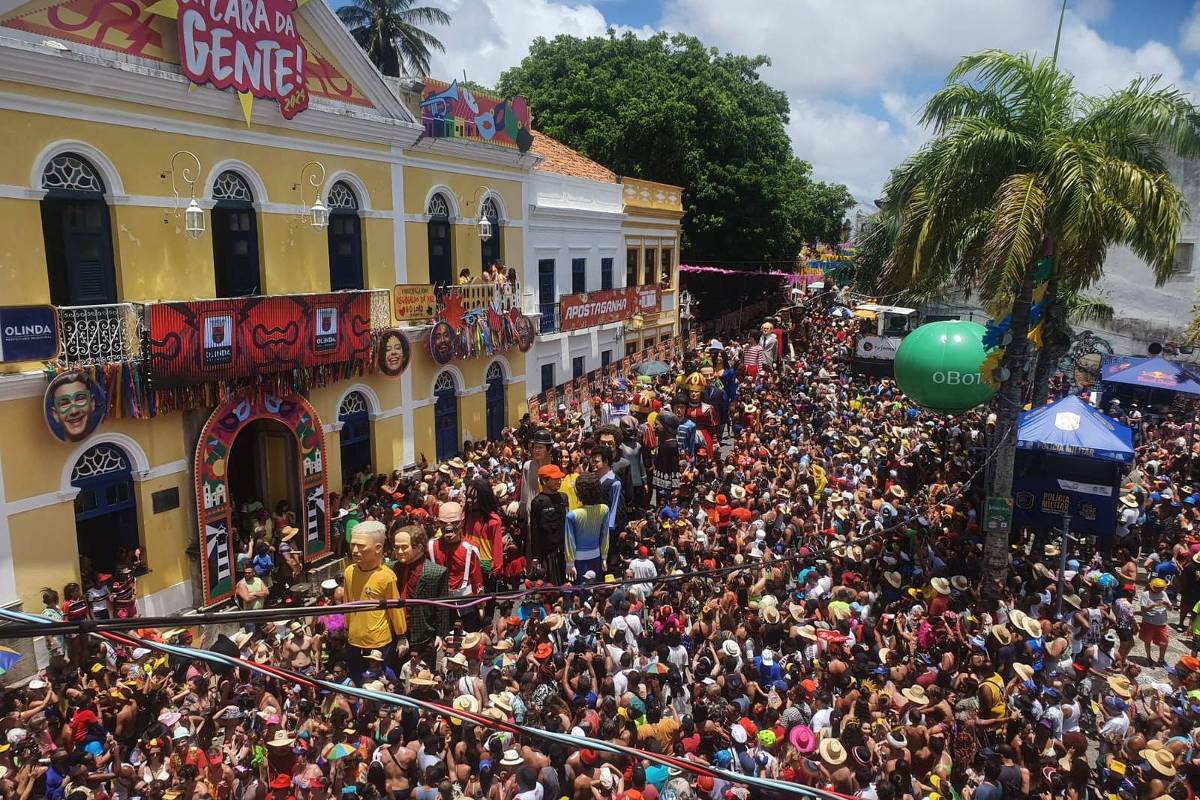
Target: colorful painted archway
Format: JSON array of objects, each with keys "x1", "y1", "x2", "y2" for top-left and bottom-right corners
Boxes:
[{"x1": 194, "y1": 392, "x2": 329, "y2": 606}]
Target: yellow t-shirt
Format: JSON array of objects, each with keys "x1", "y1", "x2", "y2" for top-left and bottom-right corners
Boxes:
[
  {"x1": 560, "y1": 473, "x2": 582, "y2": 510},
  {"x1": 344, "y1": 564, "x2": 406, "y2": 648}
]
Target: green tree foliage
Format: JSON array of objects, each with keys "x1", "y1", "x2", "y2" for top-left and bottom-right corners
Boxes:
[
  {"x1": 496, "y1": 31, "x2": 853, "y2": 263},
  {"x1": 878, "y1": 50, "x2": 1200, "y2": 585},
  {"x1": 336, "y1": 0, "x2": 450, "y2": 78}
]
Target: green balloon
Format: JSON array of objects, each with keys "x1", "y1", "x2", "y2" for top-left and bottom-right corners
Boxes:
[{"x1": 893, "y1": 320, "x2": 996, "y2": 413}]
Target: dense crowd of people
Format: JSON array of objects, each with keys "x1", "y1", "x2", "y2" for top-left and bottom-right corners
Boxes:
[{"x1": 10, "y1": 291, "x2": 1200, "y2": 800}]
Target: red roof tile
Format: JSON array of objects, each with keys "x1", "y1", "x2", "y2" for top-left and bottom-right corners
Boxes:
[{"x1": 530, "y1": 131, "x2": 616, "y2": 183}]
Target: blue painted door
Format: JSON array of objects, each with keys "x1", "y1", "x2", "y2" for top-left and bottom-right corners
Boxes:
[
  {"x1": 486, "y1": 375, "x2": 505, "y2": 441},
  {"x1": 538, "y1": 259, "x2": 556, "y2": 333},
  {"x1": 435, "y1": 387, "x2": 458, "y2": 461}
]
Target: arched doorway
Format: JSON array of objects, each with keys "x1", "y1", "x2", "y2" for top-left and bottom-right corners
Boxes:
[
  {"x1": 485, "y1": 362, "x2": 505, "y2": 442},
  {"x1": 434, "y1": 370, "x2": 459, "y2": 462},
  {"x1": 71, "y1": 443, "x2": 139, "y2": 575},
  {"x1": 194, "y1": 393, "x2": 328, "y2": 606},
  {"x1": 338, "y1": 391, "x2": 371, "y2": 485},
  {"x1": 227, "y1": 418, "x2": 301, "y2": 537}
]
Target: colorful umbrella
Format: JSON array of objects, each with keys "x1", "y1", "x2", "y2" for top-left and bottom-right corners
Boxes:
[
  {"x1": 0, "y1": 646, "x2": 23, "y2": 675},
  {"x1": 644, "y1": 662, "x2": 670, "y2": 675},
  {"x1": 326, "y1": 742, "x2": 357, "y2": 761}
]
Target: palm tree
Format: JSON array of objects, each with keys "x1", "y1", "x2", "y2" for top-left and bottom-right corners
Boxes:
[
  {"x1": 336, "y1": 0, "x2": 451, "y2": 78},
  {"x1": 879, "y1": 50, "x2": 1200, "y2": 586}
]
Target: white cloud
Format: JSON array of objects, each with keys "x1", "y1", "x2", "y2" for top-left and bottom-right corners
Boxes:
[
  {"x1": 787, "y1": 93, "x2": 930, "y2": 203},
  {"x1": 659, "y1": 0, "x2": 1058, "y2": 97},
  {"x1": 425, "y1": 0, "x2": 653, "y2": 88},
  {"x1": 1182, "y1": 2, "x2": 1200, "y2": 53},
  {"x1": 410, "y1": 0, "x2": 1199, "y2": 204}
]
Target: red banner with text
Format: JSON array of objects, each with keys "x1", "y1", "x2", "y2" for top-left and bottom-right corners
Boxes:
[
  {"x1": 558, "y1": 286, "x2": 661, "y2": 333},
  {"x1": 148, "y1": 293, "x2": 373, "y2": 388}
]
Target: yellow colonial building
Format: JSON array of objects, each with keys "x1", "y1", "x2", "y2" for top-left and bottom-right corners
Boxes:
[
  {"x1": 0, "y1": 0, "x2": 534, "y2": 625},
  {"x1": 620, "y1": 177, "x2": 685, "y2": 352}
]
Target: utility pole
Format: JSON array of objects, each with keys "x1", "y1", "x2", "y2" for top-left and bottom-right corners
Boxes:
[{"x1": 1054, "y1": 513, "x2": 1072, "y2": 619}]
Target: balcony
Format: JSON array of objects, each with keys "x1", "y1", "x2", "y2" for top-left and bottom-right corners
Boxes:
[
  {"x1": 539, "y1": 303, "x2": 560, "y2": 333},
  {"x1": 57, "y1": 303, "x2": 145, "y2": 368},
  {"x1": 56, "y1": 290, "x2": 391, "y2": 378}
]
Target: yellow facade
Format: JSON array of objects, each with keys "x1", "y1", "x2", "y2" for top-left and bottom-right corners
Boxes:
[
  {"x1": 620, "y1": 177, "x2": 686, "y2": 351},
  {"x1": 0, "y1": 0, "x2": 531, "y2": 620}
]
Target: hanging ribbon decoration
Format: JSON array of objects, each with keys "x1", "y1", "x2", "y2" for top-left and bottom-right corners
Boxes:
[{"x1": 981, "y1": 257, "x2": 1055, "y2": 389}]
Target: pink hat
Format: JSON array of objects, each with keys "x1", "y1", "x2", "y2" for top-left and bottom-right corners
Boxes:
[{"x1": 788, "y1": 725, "x2": 815, "y2": 754}]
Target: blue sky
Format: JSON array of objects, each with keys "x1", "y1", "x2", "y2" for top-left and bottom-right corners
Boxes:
[{"x1": 370, "y1": 0, "x2": 1200, "y2": 205}]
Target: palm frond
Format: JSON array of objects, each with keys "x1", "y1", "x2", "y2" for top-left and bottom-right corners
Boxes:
[
  {"x1": 980, "y1": 172, "x2": 1047, "y2": 297},
  {"x1": 1059, "y1": 290, "x2": 1115, "y2": 324},
  {"x1": 398, "y1": 5, "x2": 452, "y2": 26}
]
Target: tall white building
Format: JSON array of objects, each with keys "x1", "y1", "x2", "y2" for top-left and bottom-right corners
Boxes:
[{"x1": 524, "y1": 133, "x2": 627, "y2": 395}]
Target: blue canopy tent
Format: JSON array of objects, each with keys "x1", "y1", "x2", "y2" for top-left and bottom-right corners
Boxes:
[
  {"x1": 1013, "y1": 395, "x2": 1133, "y2": 543},
  {"x1": 1100, "y1": 355, "x2": 1200, "y2": 396}
]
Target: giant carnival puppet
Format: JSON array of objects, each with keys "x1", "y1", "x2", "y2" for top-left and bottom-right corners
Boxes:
[{"x1": 682, "y1": 371, "x2": 719, "y2": 461}]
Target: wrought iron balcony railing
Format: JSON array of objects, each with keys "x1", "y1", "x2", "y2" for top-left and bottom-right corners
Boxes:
[{"x1": 57, "y1": 303, "x2": 145, "y2": 368}]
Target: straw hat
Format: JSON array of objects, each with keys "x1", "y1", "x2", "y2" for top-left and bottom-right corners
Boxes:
[
  {"x1": 489, "y1": 692, "x2": 514, "y2": 713},
  {"x1": 266, "y1": 731, "x2": 295, "y2": 748},
  {"x1": 930, "y1": 577, "x2": 951, "y2": 596},
  {"x1": 499, "y1": 749, "x2": 523, "y2": 767},
  {"x1": 1019, "y1": 616, "x2": 1042, "y2": 640},
  {"x1": 901, "y1": 686, "x2": 929, "y2": 707},
  {"x1": 798, "y1": 625, "x2": 818, "y2": 641},
  {"x1": 1107, "y1": 675, "x2": 1135, "y2": 699},
  {"x1": 461, "y1": 632, "x2": 483, "y2": 651},
  {"x1": 1009, "y1": 609, "x2": 1029, "y2": 630},
  {"x1": 818, "y1": 738, "x2": 847, "y2": 765},
  {"x1": 280, "y1": 526, "x2": 299, "y2": 541},
  {"x1": 492, "y1": 638, "x2": 514, "y2": 652},
  {"x1": 446, "y1": 652, "x2": 469, "y2": 669},
  {"x1": 409, "y1": 669, "x2": 438, "y2": 687},
  {"x1": 230, "y1": 630, "x2": 253, "y2": 650},
  {"x1": 884, "y1": 571, "x2": 902, "y2": 589},
  {"x1": 450, "y1": 694, "x2": 480, "y2": 725},
  {"x1": 1013, "y1": 662, "x2": 1034, "y2": 682},
  {"x1": 950, "y1": 575, "x2": 969, "y2": 592},
  {"x1": 1141, "y1": 748, "x2": 1177, "y2": 777},
  {"x1": 544, "y1": 613, "x2": 564, "y2": 631},
  {"x1": 762, "y1": 606, "x2": 781, "y2": 624}
]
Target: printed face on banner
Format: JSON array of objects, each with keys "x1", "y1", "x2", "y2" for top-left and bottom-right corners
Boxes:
[
  {"x1": 377, "y1": 329, "x2": 411, "y2": 377},
  {"x1": 176, "y1": 0, "x2": 309, "y2": 119},
  {"x1": 44, "y1": 370, "x2": 107, "y2": 443}
]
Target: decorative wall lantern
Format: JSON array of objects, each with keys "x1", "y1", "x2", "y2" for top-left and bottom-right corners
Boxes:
[
  {"x1": 295, "y1": 161, "x2": 329, "y2": 230},
  {"x1": 162, "y1": 150, "x2": 204, "y2": 238}
]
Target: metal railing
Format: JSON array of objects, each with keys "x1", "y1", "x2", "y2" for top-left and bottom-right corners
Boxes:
[
  {"x1": 432, "y1": 280, "x2": 522, "y2": 315},
  {"x1": 57, "y1": 303, "x2": 145, "y2": 367},
  {"x1": 539, "y1": 303, "x2": 560, "y2": 334}
]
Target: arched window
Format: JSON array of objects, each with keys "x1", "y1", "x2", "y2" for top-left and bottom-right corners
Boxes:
[
  {"x1": 327, "y1": 180, "x2": 363, "y2": 291},
  {"x1": 485, "y1": 362, "x2": 505, "y2": 442},
  {"x1": 211, "y1": 171, "x2": 260, "y2": 297},
  {"x1": 71, "y1": 443, "x2": 139, "y2": 574},
  {"x1": 427, "y1": 193, "x2": 453, "y2": 287},
  {"x1": 338, "y1": 390, "x2": 371, "y2": 485},
  {"x1": 40, "y1": 153, "x2": 117, "y2": 305},
  {"x1": 479, "y1": 195, "x2": 502, "y2": 274},
  {"x1": 433, "y1": 370, "x2": 459, "y2": 462}
]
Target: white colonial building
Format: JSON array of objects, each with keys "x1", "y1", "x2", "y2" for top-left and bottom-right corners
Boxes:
[{"x1": 524, "y1": 133, "x2": 628, "y2": 395}]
